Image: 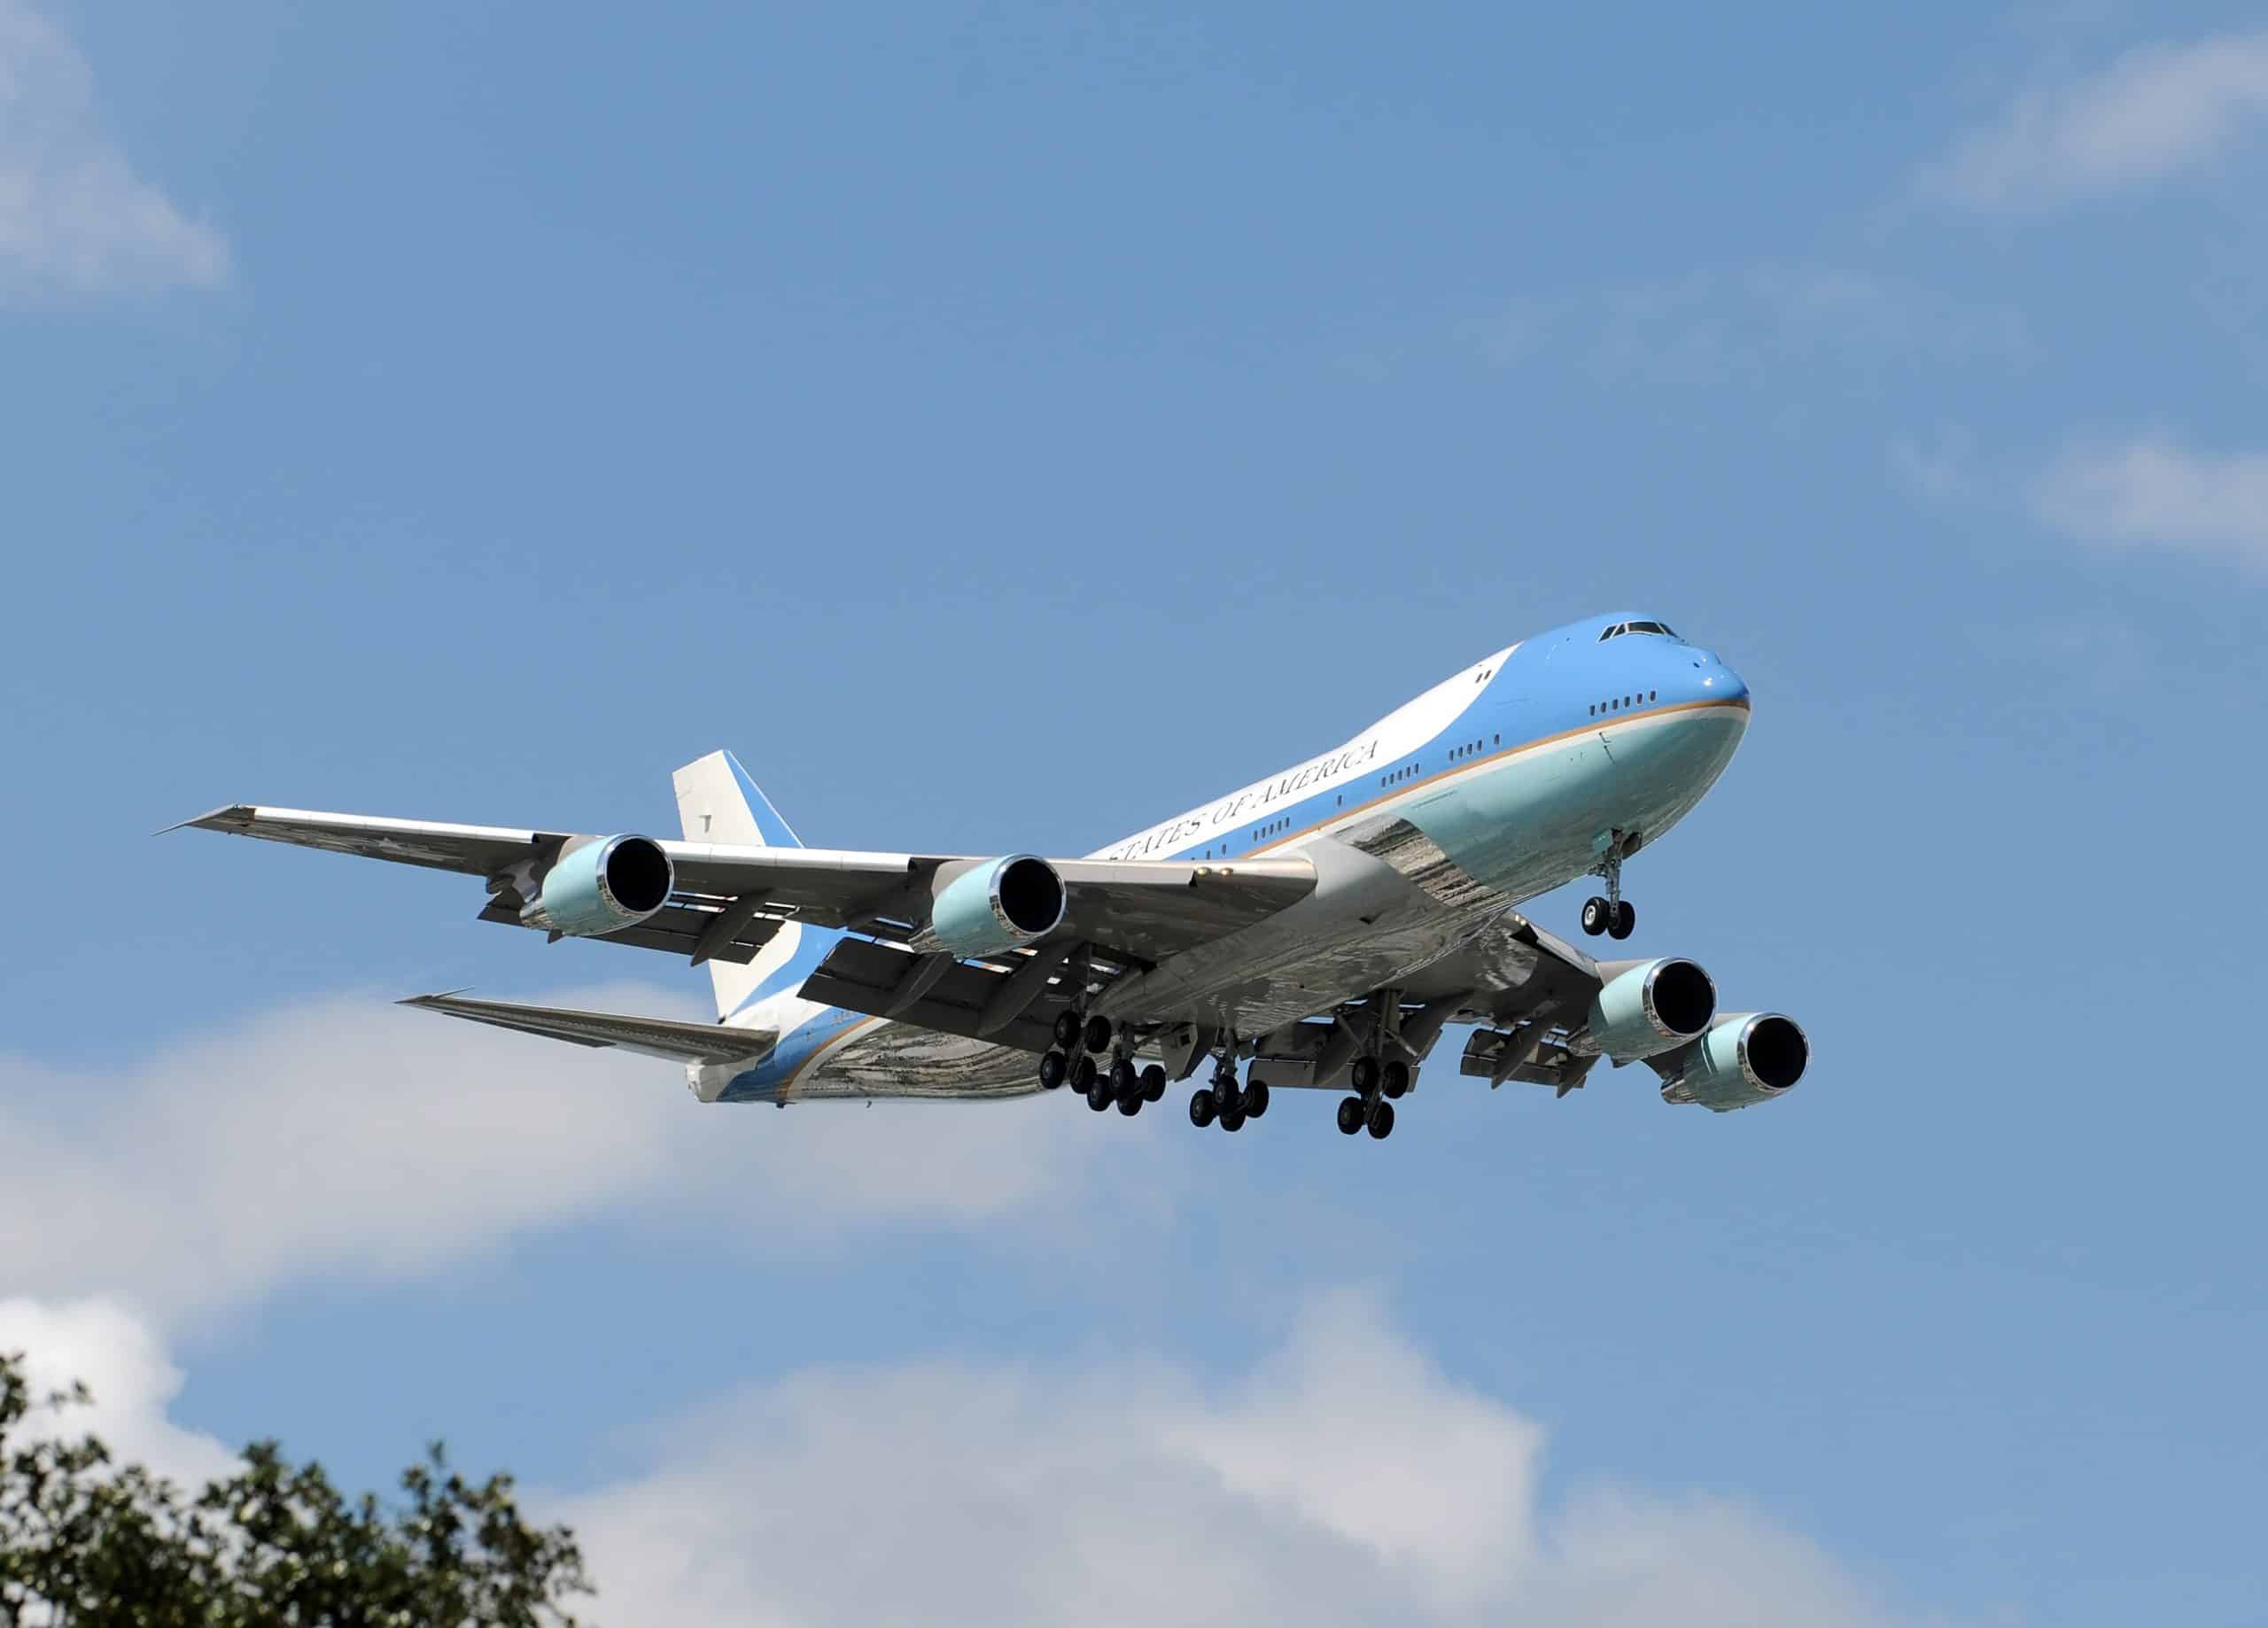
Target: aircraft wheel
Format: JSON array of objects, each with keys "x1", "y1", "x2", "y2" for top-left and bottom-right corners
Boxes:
[
  {"x1": 1190, "y1": 1089, "x2": 1217, "y2": 1128},
  {"x1": 1380, "y1": 1060, "x2": 1410, "y2": 1099},
  {"x1": 1243, "y1": 1080, "x2": 1270, "y2": 1119},
  {"x1": 1349, "y1": 1055, "x2": 1379, "y2": 1094},
  {"x1": 1609, "y1": 900, "x2": 1636, "y2": 940},
  {"x1": 1366, "y1": 1099, "x2": 1395, "y2": 1140},
  {"x1": 1072, "y1": 1055, "x2": 1098, "y2": 1094},
  {"x1": 1086, "y1": 1080, "x2": 1113, "y2": 1112},
  {"x1": 1219, "y1": 1106, "x2": 1247, "y2": 1133},
  {"x1": 1052, "y1": 1010, "x2": 1082, "y2": 1048},
  {"x1": 1336, "y1": 1097, "x2": 1365, "y2": 1136},
  {"x1": 1108, "y1": 1058, "x2": 1137, "y2": 1095},
  {"x1": 1139, "y1": 1064, "x2": 1167, "y2": 1103},
  {"x1": 1116, "y1": 1089, "x2": 1143, "y2": 1116},
  {"x1": 1083, "y1": 1014, "x2": 1114, "y2": 1054},
  {"x1": 1581, "y1": 895, "x2": 1611, "y2": 936},
  {"x1": 1037, "y1": 1050, "x2": 1067, "y2": 1090}
]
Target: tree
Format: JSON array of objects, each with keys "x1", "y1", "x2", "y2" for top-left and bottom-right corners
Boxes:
[{"x1": 0, "y1": 1351, "x2": 591, "y2": 1626}]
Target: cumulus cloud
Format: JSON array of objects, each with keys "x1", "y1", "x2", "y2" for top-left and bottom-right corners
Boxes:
[
  {"x1": 0, "y1": 986, "x2": 1153, "y2": 1324},
  {"x1": 0, "y1": 0, "x2": 229, "y2": 297},
  {"x1": 561, "y1": 1287, "x2": 1924, "y2": 1628},
  {"x1": 2033, "y1": 433, "x2": 2268, "y2": 571},
  {"x1": 1919, "y1": 28, "x2": 2268, "y2": 208},
  {"x1": 0, "y1": 1297, "x2": 237, "y2": 1492}
]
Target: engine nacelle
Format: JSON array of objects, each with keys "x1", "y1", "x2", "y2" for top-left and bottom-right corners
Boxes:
[
  {"x1": 519, "y1": 834, "x2": 674, "y2": 938},
  {"x1": 1658, "y1": 1012, "x2": 1809, "y2": 1112},
  {"x1": 913, "y1": 855, "x2": 1067, "y2": 958},
  {"x1": 1581, "y1": 957, "x2": 1717, "y2": 1062}
]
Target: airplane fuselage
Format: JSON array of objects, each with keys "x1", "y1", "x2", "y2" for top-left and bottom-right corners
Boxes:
[{"x1": 712, "y1": 614, "x2": 1751, "y2": 1102}]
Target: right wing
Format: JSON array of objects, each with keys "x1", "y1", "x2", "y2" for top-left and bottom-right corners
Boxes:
[{"x1": 176, "y1": 805, "x2": 1317, "y2": 973}]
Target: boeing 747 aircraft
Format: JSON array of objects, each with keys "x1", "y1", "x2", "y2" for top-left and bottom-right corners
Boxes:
[{"x1": 178, "y1": 613, "x2": 1806, "y2": 1140}]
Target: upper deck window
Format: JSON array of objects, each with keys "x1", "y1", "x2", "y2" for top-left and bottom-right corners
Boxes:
[{"x1": 1598, "y1": 620, "x2": 1678, "y2": 641}]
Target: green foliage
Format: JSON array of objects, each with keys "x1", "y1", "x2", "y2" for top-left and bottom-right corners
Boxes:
[{"x1": 0, "y1": 1352, "x2": 591, "y2": 1626}]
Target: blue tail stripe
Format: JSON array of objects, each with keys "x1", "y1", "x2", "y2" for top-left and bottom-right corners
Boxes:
[{"x1": 725, "y1": 750, "x2": 804, "y2": 849}]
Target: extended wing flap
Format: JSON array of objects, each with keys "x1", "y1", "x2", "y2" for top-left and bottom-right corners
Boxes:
[
  {"x1": 399, "y1": 992, "x2": 777, "y2": 1065},
  {"x1": 798, "y1": 940, "x2": 1063, "y2": 1055}
]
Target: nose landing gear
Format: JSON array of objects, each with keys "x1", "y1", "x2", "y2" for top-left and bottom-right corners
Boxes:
[{"x1": 1580, "y1": 831, "x2": 1638, "y2": 940}]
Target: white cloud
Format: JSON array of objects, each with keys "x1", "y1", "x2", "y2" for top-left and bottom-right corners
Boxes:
[
  {"x1": 0, "y1": 1297, "x2": 237, "y2": 1492},
  {"x1": 1920, "y1": 29, "x2": 2268, "y2": 208},
  {"x1": 0, "y1": 0, "x2": 229, "y2": 297},
  {"x1": 561, "y1": 1287, "x2": 1928, "y2": 1628},
  {"x1": 2033, "y1": 433, "x2": 2268, "y2": 571},
  {"x1": 0, "y1": 985, "x2": 1151, "y2": 1324}
]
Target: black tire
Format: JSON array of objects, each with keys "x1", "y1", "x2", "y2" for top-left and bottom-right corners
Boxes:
[
  {"x1": 1086, "y1": 1081, "x2": 1113, "y2": 1112},
  {"x1": 1367, "y1": 1099, "x2": 1395, "y2": 1139},
  {"x1": 1116, "y1": 1090, "x2": 1142, "y2": 1116},
  {"x1": 1072, "y1": 1055, "x2": 1098, "y2": 1093},
  {"x1": 1609, "y1": 899, "x2": 1636, "y2": 940},
  {"x1": 1037, "y1": 1050, "x2": 1067, "y2": 1090},
  {"x1": 1337, "y1": 1097, "x2": 1365, "y2": 1135},
  {"x1": 1139, "y1": 1064, "x2": 1167, "y2": 1103},
  {"x1": 1581, "y1": 895, "x2": 1610, "y2": 936},
  {"x1": 1083, "y1": 1014, "x2": 1114, "y2": 1054},
  {"x1": 1349, "y1": 1055, "x2": 1379, "y2": 1093},
  {"x1": 1380, "y1": 1059, "x2": 1410, "y2": 1099},
  {"x1": 1109, "y1": 1058, "x2": 1137, "y2": 1094},
  {"x1": 1216, "y1": 1083, "x2": 1242, "y2": 1120},
  {"x1": 1219, "y1": 1107, "x2": 1246, "y2": 1133},
  {"x1": 1052, "y1": 1010, "x2": 1081, "y2": 1048},
  {"x1": 1189, "y1": 1088, "x2": 1217, "y2": 1128},
  {"x1": 1243, "y1": 1080, "x2": 1270, "y2": 1119}
]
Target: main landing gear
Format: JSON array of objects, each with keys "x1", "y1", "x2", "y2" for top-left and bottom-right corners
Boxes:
[
  {"x1": 1579, "y1": 832, "x2": 1637, "y2": 941},
  {"x1": 1041, "y1": 1010, "x2": 1167, "y2": 1117},
  {"x1": 1337, "y1": 1053, "x2": 1409, "y2": 1140},
  {"x1": 1189, "y1": 1045, "x2": 1270, "y2": 1135}
]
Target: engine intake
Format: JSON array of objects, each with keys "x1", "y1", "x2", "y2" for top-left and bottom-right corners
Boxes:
[
  {"x1": 914, "y1": 855, "x2": 1067, "y2": 959},
  {"x1": 1659, "y1": 1012, "x2": 1809, "y2": 1112},
  {"x1": 519, "y1": 834, "x2": 674, "y2": 938},
  {"x1": 1582, "y1": 957, "x2": 1717, "y2": 1062}
]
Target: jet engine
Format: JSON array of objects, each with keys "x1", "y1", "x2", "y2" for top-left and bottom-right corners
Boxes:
[
  {"x1": 913, "y1": 855, "x2": 1067, "y2": 958},
  {"x1": 517, "y1": 834, "x2": 675, "y2": 938},
  {"x1": 1658, "y1": 1012, "x2": 1809, "y2": 1112},
  {"x1": 1581, "y1": 957, "x2": 1717, "y2": 1062}
]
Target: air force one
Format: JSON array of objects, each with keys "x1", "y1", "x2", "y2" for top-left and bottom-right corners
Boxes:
[{"x1": 178, "y1": 613, "x2": 1806, "y2": 1141}]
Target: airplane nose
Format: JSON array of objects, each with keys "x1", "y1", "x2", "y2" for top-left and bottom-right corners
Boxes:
[{"x1": 1691, "y1": 653, "x2": 1750, "y2": 707}]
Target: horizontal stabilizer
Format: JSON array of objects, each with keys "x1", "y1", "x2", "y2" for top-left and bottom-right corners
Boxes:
[{"x1": 399, "y1": 992, "x2": 776, "y2": 1066}]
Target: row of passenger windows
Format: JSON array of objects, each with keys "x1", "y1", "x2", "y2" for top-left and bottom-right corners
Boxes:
[
  {"x1": 1248, "y1": 816, "x2": 1293, "y2": 842},
  {"x1": 1448, "y1": 734, "x2": 1499, "y2": 761},
  {"x1": 1591, "y1": 690, "x2": 1658, "y2": 717},
  {"x1": 1380, "y1": 764, "x2": 1418, "y2": 786}
]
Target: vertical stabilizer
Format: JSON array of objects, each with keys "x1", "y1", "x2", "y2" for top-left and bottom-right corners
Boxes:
[{"x1": 672, "y1": 750, "x2": 806, "y2": 1021}]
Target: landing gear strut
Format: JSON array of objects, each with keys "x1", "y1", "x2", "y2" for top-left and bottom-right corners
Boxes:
[
  {"x1": 1581, "y1": 832, "x2": 1637, "y2": 941},
  {"x1": 1188, "y1": 1040, "x2": 1270, "y2": 1134}
]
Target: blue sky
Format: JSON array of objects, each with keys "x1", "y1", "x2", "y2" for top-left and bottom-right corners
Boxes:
[{"x1": 4, "y1": 2, "x2": 2265, "y2": 1621}]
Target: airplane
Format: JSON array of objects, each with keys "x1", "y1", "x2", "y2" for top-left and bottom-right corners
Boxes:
[{"x1": 175, "y1": 612, "x2": 1807, "y2": 1141}]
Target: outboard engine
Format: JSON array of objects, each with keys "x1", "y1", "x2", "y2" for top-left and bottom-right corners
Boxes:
[
  {"x1": 517, "y1": 834, "x2": 675, "y2": 937},
  {"x1": 1658, "y1": 1012, "x2": 1809, "y2": 1112}
]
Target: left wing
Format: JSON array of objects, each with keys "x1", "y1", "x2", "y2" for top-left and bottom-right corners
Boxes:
[
  {"x1": 175, "y1": 804, "x2": 1316, "y2": 973},
  {"x1": 398, "y1": 991, "x2": 779, "y2": 1064}
]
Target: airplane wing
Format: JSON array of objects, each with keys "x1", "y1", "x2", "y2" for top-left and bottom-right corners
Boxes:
[
  {"x1": 398, "y1": 991, "x2": 779, "y2": 1065},
  {"x1": 175, "y1": 804, "x2": 1316, "y2": 973}
]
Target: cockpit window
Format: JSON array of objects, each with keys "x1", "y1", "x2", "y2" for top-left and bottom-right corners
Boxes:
[{"x1": 1598, "y1": 620, "x2": 1678, "y2": 641}]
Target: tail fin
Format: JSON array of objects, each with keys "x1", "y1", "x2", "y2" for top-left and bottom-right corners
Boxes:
[{"x1": 673, "y1": 750, "x2": 806, "y2": 1021}]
